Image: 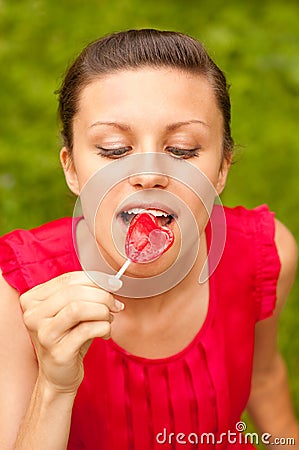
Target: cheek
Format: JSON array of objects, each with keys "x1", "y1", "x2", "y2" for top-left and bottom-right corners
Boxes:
[
  {"x1": 73, "y1": 161, "x2": 102, "y2": 192},
  {"x1": 72, "y1": 145, "x2": 113, "y2": 190},
  {"x1": 198, "y1": 157, "x2": 223, "y2": 188},
  {"x1": 173, "y1": 163, "x2": 219, "y2": 236},
  {"x1": 93, "y1": 185, "x2": 124, "y2": 239},
  {"x1": 177, "y1": 188, "x2": 210, "y2": 233}
]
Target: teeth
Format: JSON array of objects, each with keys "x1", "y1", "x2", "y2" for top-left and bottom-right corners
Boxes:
[
  {"x1": 125, "y1": 208, "x2": 143, "y2": 215},
  {"x1": 124, "y1": 208, "x2": 169, "y2": 217},
  {"x1": 147, "y1": 209, "x2": 169, "y2": 217}
]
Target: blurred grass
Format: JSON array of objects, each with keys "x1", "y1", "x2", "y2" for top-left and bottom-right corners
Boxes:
[{"x1": 0, "y1": 0, "x2": 298, "y2": 429}]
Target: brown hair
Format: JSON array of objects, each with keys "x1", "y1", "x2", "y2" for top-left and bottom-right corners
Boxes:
[{"x1": 58, "y1": 29, "x2": 234, "y2": 160}]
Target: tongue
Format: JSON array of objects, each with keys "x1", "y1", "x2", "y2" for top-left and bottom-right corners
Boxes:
[{"x1": 125, "y1": 212, "x2": 174, "y2": 263}]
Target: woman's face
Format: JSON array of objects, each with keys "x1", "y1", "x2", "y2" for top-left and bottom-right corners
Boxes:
[{"x1": 61, "y1": 68, "x2": 230, "y2": 277}]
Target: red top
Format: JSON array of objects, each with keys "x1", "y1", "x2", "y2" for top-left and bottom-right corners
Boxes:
[{"x1": 0, "y1": 205, "x2": 281, "y2": 449}]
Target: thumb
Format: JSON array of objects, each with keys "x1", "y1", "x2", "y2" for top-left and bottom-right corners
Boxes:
[{"x1": 86, "y1": 271, "x2": 123, "y2": 293}]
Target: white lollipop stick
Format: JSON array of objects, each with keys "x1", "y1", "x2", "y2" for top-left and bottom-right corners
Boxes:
[
  {"x1": 107, "y1": 259, "x2": 131, "y2": 291},
  {"x1": 114, "y1": 258, "x2": 131, "y2": 279}
]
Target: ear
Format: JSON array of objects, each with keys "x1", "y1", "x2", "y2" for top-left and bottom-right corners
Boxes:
[
  {"x1": 60, "y1": 147, "x2": 80, "y2": 195},
  {"x1": 216, "y1": 156, "x2": 231, "y2": 195}
]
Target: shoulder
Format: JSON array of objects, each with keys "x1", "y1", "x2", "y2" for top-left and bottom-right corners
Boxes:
[
  {"x1": 220, "y1": 204, "x2": 285, "y2": 320},
  {"x1": 223, "y1": 204, "x2": 297, "y2": 308},
  {"x1": 0, "y1": 217, "x2": 74, "y2": 258},
  {"x1": 274, "y1": 218, "x2": 298, "y2": 310},
  {"x1": 0, "y1": 217, "x2": 73, "y2": 244},
  {"x1": 223, "y1": 203, "x2": 296, "y2": 277},
  {"x1": 223, "y1": 204, "x2": 275, "y2": 235}
]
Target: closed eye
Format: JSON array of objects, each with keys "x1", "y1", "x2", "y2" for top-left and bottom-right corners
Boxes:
[
  {"x1": 165, "y1": 147, "x2": 201, "y2": 159},
  {"x1": 95, "y1": 146, "x2": 201, "y2": 159},
  {"x1": 96, "y1": 146, "x2": 132, "y2": 158}
]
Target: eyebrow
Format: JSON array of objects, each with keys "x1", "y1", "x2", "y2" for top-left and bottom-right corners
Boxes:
[
  {"x1": 89, "y1": 119, "x2": 209, "y2": 131},
  {"x1": 165, "y1": 119, "x2": 209, "y2": 131},
  {"x1": 89, "y1": 121, "x2": 131, "y2": 131}
]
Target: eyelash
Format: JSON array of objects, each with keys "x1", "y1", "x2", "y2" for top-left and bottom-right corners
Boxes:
[
  {"x1": 96, "y1": 146, "x2": 131, "y2": 158},
  {"x1": 96, "y1": 146, "x2": 201, "y2": 159},
  {"x1": 165, "y1": 147, "x2": 201, "y2": 159}
]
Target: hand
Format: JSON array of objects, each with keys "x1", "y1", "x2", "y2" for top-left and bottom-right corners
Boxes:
[{"x1": 20, "y1": 271, "x2": 124, "y2": 394}]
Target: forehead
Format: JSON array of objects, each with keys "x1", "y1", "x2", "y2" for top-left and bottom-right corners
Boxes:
[{"x1": 76, "y1": 68, "x2": 222, "y2": 127}]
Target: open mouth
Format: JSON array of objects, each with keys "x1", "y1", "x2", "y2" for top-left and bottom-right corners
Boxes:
[{"x1": 119, "y1": 208, "x2": 175, "y2": 228}]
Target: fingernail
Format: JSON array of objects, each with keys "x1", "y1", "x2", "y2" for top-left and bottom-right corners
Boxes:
[{"x1": 114, "y1": 299, "x2": 125, "y2": 311}]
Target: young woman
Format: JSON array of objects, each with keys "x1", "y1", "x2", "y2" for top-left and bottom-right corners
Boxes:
[{"x1": 0, "y1": 29, "x2": 298, "y2": 449}]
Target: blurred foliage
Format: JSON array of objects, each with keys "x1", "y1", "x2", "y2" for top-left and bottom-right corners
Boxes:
[{"x1": 0, "y1": 0, "x2": 298, "y2": 426}]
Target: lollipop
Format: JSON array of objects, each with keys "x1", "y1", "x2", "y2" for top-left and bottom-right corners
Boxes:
[{"x1": 114, "y1": 212, "x2": 174, "y2": 279}]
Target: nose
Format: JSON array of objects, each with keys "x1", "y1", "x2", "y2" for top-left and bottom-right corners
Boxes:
[{"x1": 128, "y1": 172, "x2": 169, "y2": 189}]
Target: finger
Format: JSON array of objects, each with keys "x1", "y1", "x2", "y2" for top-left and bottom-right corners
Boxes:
[
  {"x1": 37, "y1": 301, "x2": 114, "y2": 347},
  {"x1": 21, "y1": 271, "x2": 102, "y2": 301},
  {"x1": 23, "y1": 287, "x2": 124, "y2": 331},
  {"x1": 21, "y1": 271, "x2": 123, "y2": 312},
  {"x1": 22, "y1": 284, "x2": 109, "y2": 320},
  {"x1": 56, "y1": 320, "x2": 113, "y2": 360},
  {"x1": 20, "y1": 272, "x2": 92, "y2": 310}
]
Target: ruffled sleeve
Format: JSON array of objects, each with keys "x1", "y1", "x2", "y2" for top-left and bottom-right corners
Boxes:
[
  {"x1": 0, "y1": 218, "x2": 81, "y2": 295},
  {"x1": 253, "y1": 205, "x2": 281, "y2": 321}
]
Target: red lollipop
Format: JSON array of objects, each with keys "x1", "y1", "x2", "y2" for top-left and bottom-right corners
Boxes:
[
  {"x1": 125, "y1": 212, "x2": 174, "y2": 263},
  {"x1": 113, "y1": 212, "x2": 174, "y2": 280}
]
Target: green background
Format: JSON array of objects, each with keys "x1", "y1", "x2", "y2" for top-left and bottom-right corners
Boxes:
[{"x1": 0, "y1": 0, "x2": 298, "y2": 435}]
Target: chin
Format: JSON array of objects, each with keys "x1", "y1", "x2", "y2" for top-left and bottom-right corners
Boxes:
[
  {"x1": 97, "y1": 237, "x2": 179, "y2": 278},
  {"x1": 124, "y1": 254, "x2": 176, "y2": 278}
]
